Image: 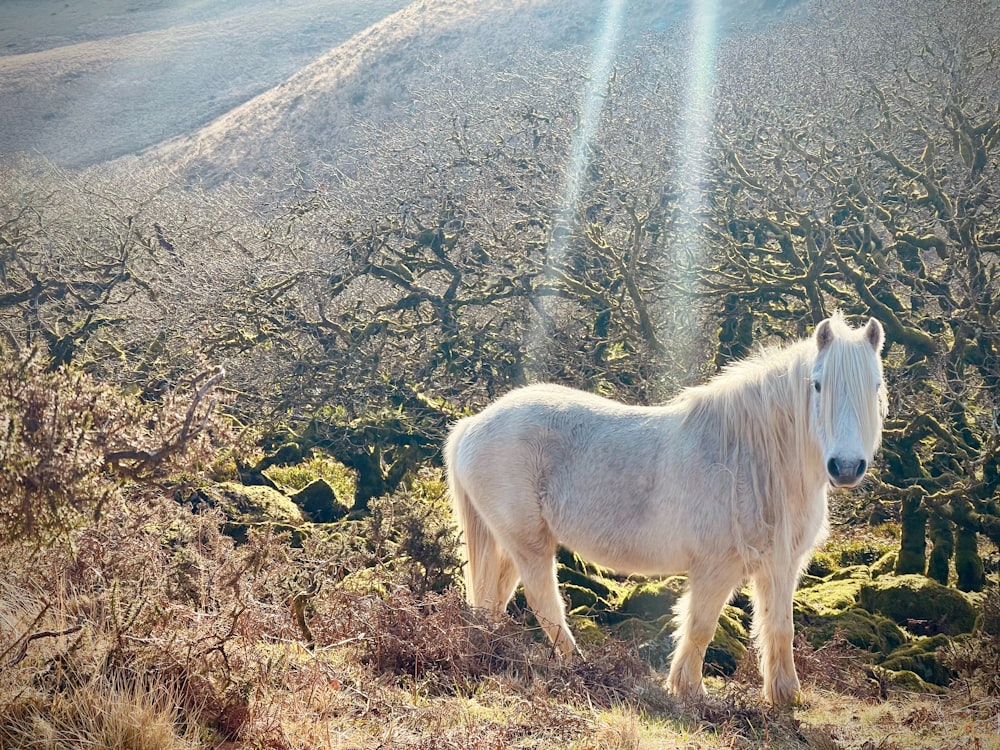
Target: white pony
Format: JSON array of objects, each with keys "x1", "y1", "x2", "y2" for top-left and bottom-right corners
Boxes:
[{"x1": 445, "y1": 313, "x2": 886, "y2": 706}]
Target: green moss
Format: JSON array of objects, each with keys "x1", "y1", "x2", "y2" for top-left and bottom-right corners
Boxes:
[
  {"x1": 619, "y1": 577, "x2": 685, "y2": 620},
  {"x1": 896, "y1": 497, "x2": 928, "y2": 574},
  {"x1": 615, "y1": 615, "x2": 670, "y2": 645},
  {"x1": 263, "y1": 454, "x2": 357, "y2": 501},
  {"x1": 794, "y1": 570, "x2": 871, "y2": 615},
  {"x1": 926, "y1": 515, "x2": 954, "y2": 585},
  {"x1": 557, "y1": 562, "x2": 614, "y2": 601},
  {"x1": 807, "y1": 552, "x2": 837, "y2": 578},
  {"x1": 871, "y1": 551, "x2": 897, "y2": 579},
  {"x1": 878, "y1": 635, "x2": 954, "y2": 686},
  {"x1": 797, "y1": 606, "x2": 906, "y2": 654},
  {"x1": 796, "y1": 574, "x2": 824, "y2": 590},
  {"x1": 883, "y1": 668, "x2": 947, "y2": 694},
  {"x1": 570, "y1": 615, "x2": 608, "y2": 647},
  {"x1": 826, "y1": 564, "x2": 872, "y2": 581},
  {"x1": 859, "y1": 574, "x2": 978, "y2": 635},
  {"x1": 188, "y1": 481, "x2": 304, "y2": 524},
  {"x1": 290, "y1": 477, "x2": 350, "y2": 523},
  {"x1": 955, "y1": 527, "x2": 985, "y2": 592},
  {"x1": 705, "y1": 606, "x2": 749, "y2": 675},
  {"x1": 823, "y1": 533, "x2": 897, "y2": 567},
  {"x1": 564, "y1": 584, "x2": 614, "y2": 614}
]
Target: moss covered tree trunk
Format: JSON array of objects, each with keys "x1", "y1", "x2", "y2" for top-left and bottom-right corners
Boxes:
[
  {"x1": 955, "y1": 526, "x2": 985, "y2": 592},
  {"x1": 926, "y1": 514, "x2": 953, "y2": 585},
  {"x1": 896, "y1": 495, "x2": 928, "y2": 575}
]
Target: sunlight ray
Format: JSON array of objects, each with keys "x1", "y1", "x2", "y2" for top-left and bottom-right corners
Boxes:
[
  {"x1": 526, "y1": 0, "x2": 625, "y2": 376},
  {"x1": 662, "y1": 0, "x2": 720, "y2": 383}
]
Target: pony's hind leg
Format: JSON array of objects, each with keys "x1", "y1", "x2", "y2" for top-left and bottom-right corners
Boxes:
[
  {"x1": 487, "y1": 545, "x2": 520, "y2": 611},
  {"x1": 469, "y1": 538, "x2": 520, "y2": 613},
  {"x1": 512, "y1": 547, "x2": 577, "y2": 656},
  {"x1": 667, "y1": 572, "x2": 738, "y2": 699}
]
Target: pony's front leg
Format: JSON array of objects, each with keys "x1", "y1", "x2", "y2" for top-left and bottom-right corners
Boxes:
[
  {"x1": 667, "y1": 575, "x2": 735, "y2": 699},
  {"x1": 751, "y1": 566, "x2": 800, "y2": 706}
]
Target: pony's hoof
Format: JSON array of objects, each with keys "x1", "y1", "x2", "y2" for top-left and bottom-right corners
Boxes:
[
  {"x1": 764, "y1": 680, "x2": 802, "y2": 709},
  {"x1": 667, "y1": 674, "x2": 707, "y2": 702}
]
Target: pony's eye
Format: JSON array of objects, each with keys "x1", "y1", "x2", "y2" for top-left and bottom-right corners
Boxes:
[{"x1": 813, "y1": 380, "x2": 821, "y2": 393}]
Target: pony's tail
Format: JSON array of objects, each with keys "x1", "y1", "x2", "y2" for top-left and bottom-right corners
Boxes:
[{"x1": 445, "y1": 418, "x2": 497, "y2": 609}]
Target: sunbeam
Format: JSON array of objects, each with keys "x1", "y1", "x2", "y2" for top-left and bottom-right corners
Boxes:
[
  {"x1": 526, "y1": 0, "x2": 626, "y2": 376},
  {"x1": 662, "y1": 0, "x2": 720, "y2": 384}
]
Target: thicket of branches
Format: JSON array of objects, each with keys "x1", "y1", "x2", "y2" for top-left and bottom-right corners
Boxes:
[{"x1": 1, "y1": 0, "x2": 997, "y2": 584}]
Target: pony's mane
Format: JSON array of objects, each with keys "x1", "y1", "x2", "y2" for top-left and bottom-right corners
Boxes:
[
  {"x1": 676, "y1": 335, "x2": 814, "y2": 424},
  {"x1": 672, "y1": 332, "x2": 819, "y2": 558},
  {"x1": 672, "y1": 314, "x2": 884, "y2": 520}
]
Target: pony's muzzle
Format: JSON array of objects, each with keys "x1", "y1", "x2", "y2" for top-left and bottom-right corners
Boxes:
[{"x1": 827, "y1": 457, "x2": 867, "y2": 487}]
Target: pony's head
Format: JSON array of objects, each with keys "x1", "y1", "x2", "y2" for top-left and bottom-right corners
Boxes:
[{"x1": 810, "y1": 313, "x2": 887, "y2": 488}]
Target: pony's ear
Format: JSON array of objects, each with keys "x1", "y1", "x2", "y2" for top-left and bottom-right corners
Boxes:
[
  {"x1": 815, "y1": 318, "x2": 834, "y2": 352},
  {"x1": 864, "y1": 317, "x2": 885, "y2": 353}
]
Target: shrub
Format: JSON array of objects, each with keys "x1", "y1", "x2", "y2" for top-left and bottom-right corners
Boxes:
[
  {"x1": 366, "y1": 467, "x2": 464, "y2": 595},
  {"x1": 943, "y1": 584, "x2": 1000, "y2": 695},
  {"x1": 0, "y1": 350, "x2": 229, "y2": 542}
]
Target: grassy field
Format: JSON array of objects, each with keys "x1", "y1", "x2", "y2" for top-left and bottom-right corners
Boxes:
[{"x1": 1, "y1": 474, "x2": 997, "y2": 750}]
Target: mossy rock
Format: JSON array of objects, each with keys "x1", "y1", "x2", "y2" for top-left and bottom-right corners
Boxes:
[
  {"x1": 833, "y1": 539, "x2": 893, "y2": 567},
  {"x1": 807, "y1": 552, "x2": 838, "y2": 578},
  {"x1": 618, "y1": 615, "x2": 675, "y2": 668},
  {"x1": 570, "y1": 615, "x2": 608, "y2": 647},
  {"x1": 619, "y1": 577, "x2": 685, "y2": 620},
  {"x1": 615, "y1": 615, "x2": 671, "y2": 644},
  {"x1": 557, "y1": 562, "x2": 613, "y2": 601},
  {"x1": 878, "y1": 635, "x2": 954, "y2": 686},
  {"x1": 859, "y1": 574, "x2": 977, "y2": 635},
  {"x1": 826, "y1": 564, "x2": 872, "y2": 581},
  {"x1": 870, "y1": 551, "x2": 897, "y2": 579},
  {"x1": 705, "y1": 606, "x2": 749, "y2": 675},
  {"x1": 797, "y1": 606, "x2": 906, "y2": 654},
  {"x1": 564, "y1": 583, "x2": 614, "y2": 614},
  {"x1": 794, "y1": 570, "x2": 871, "y2": 615},
  {"x1": 797, "y1": 573, "x2": 824, "y2": 590},
  {"x1": 730, "y1": 586, "x2": 752, "y2": 613},
  {"x1": 186, "y1": 482, "x2": 304, "y2": 524},
  {"x1": 290, "y1": 477, "x2": 350, "y2": 523},
  {"x1": 882, "y1": 668, "x2": 946, "y2": 694}
]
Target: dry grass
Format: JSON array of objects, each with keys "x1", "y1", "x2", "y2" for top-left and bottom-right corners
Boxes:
[
  {"x1": 1, "y1": 672, "x2": 203, "y2": 750},
  {"x1": 1, "y1": 490, "x2": 998, "y2": 749}
]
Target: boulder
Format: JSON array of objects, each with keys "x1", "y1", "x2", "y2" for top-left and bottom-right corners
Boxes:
[
  {"x1": 859, "y1": 574, "x2": 978, "y2": 635},
  {"x1": 797, "y1": 606, "x2": 906, "y2": 654},
  {"x1": 870, "y1": 551, "x2": 897, "y2": 579},
  {"x1": 795, "y1": 568, "x2": 872, "y2": 616},
  {"x1": 878, "y1": 635, "x2": 954, "y2": 686},
  {"x1": 290, "y1": 477, "x2": 350, "y2": 523},
  {"x1": 570, "y1": 615, "x2": 608, "y2": 647},
  {"x1": 806, "y1": 551, "x2": 837, "y2": 578},
  {"x1": 882, "y1": 668, "x2": 946, "y2": 694},
  {"x1": 186, "y1": 481, "x2": 304, "y2": 524},
  {"x1": 619, "y1": 577, "x2": 686, "y2": 620}
]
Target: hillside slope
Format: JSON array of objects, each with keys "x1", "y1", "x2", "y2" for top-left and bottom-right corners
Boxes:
[
  {"x1": 0, "y1": 0, "x2": 409, "y2": 166},
  {"x1": 142, "y1": 0, "x2": 787, "y2": 189}
]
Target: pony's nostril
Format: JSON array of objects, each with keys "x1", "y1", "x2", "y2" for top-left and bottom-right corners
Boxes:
[
  {"x1": 827, "y1": 458, "x2": 839, "y2": 479},
  {"x1": 855, "y1": 459, "x2": 867, "y2": 478}
]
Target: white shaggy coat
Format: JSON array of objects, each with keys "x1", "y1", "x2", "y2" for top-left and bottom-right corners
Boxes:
[{"x1": 446, "y1": 314, "x2": 887, "y2": 706}]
